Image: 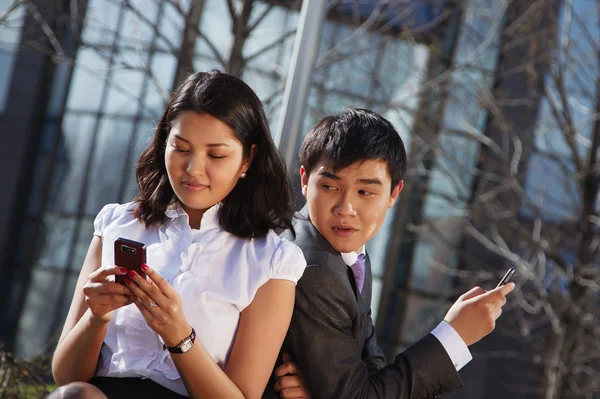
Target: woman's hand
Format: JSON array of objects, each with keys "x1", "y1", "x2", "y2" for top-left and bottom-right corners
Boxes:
[
  {"x1": 82, "y1": 266, "x2": 135, "y2": 323},
  {"x1": 125, "y1": 264, "x2": 192, "y2": 347}
]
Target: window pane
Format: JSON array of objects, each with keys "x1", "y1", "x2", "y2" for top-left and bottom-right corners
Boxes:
[
  {"x1": 143, "y1": 53, "x2": 178, "y2": 117},
  {"x1": 193, "y1": 54, "x2": 223, "y2": 75},
  {"x1": 0, "y1": 51, "x2": 15, "y2": 112},
  {"x1": 157, "y1": 1, "x2": 184, "y2": 51},
  {"x1": 26, "y1": 122, "x2": 60, "y2": 215},
  {"x1": 72, "y1": 218, "x2": 95, "y2": 271},
  {"x1": 15, "y1": 269, "x2": 65, "y2": 357},
  {"x1": 0, "y1": 0, "x2": 25, "y2": 112},
  {"x1": 366, "y1": 209, "x2": 396, "y2": 277},
  {"x1": 371, "y1": 276, "x2": 383, "y2": 325},
  {"x1": 409, "y1": 232, "x2": 459, "y2": 297},
  {"x1": 399, "y1": 294, "x2": 449, "y2": 344},
  {"x1": 0, "y1": 0, "x2": 25, "y2": 47},
  {"x1": 244, "y1": 4, "x2": 298, "y2": 71},
  {"x1": 36, "y1": 214, "x2": 77, "y2": 269},
  {"x1": 123, "y1": 119, "x2": 156, "y2": 202},
  {"x1": 81, "y1": 0, "x2": 121, "y2": 45},
  {"x1": 196, "y1": 0, "x2": 231, "y2": 60},
  {"x1": 47, "y1": 114, "x2": 96, "y2": 214},
  {"x1": 57, "y1": 274, "x2": 79, "y2": 330},
  {"x1": 85, "y1": 117, "x2": 135, "y2": 215},
  {"x1": 423, "y1": 134, "x2": 479, "y2": 218},
  {"x1": 118, "y1": 6, "x2": 158, "y2": 48},
  {"x1": 66, "y1": 48, "x2": 110, "y2": 111},
  {"x1": 104, "y1": 51, "x2": 146, "y2": 116},
  {"x1": 46, "y1": 61, "x2": 73, "y2": 117},
  {"x1": 522, "y1": 153, "x2": 579, "y2": 221}
]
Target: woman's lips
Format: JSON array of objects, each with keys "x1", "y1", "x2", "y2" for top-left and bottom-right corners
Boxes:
[{"x1": 182, "y1": 182, "x2": 208, "y2": 191}]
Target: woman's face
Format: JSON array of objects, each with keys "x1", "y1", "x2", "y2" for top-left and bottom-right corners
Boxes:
[{"x1": 165, "y1": 111, "x2": 254, "y2": 227}]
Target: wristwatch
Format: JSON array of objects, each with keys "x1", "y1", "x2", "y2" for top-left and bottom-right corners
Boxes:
[{"x1": 164, "y1": 328, "x2": 196, "y2": 354}]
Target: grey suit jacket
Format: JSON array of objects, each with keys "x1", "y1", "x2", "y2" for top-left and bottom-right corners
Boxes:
[{"x1": 263, "y1": 207, "x2": 463, "y2": 399}]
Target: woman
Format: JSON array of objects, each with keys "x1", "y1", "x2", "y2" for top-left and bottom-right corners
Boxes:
[{"x1": 49, "y1": 71, "x2": 306, "y2": 398}]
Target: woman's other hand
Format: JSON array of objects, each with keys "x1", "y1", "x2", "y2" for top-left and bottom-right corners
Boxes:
[{"x1": 82, "y1": 266, "x2": 135, "y2": 323}]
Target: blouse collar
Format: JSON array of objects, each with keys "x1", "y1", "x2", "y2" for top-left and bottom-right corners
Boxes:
[{"x1": 165, "y1": 201, "x2": 222, "y2": 231}]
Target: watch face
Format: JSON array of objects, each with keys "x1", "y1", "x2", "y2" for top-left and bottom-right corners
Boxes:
[{"x1": 180, "y1": 339, "x2": 193, "y2": 353}]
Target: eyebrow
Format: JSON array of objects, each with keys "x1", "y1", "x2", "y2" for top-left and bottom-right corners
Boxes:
[
  {"x1": 174, "y1": 135, "x2": 230, "y2": 147},
  {"x1": 319, "y1": 171, "x2": 383, "y2": 186},
  {"x1": 357, "y1": 178, "x2": 383, "y2": 186},
  {"x1": 319, "y1": 171, "x2": 341, "y2": 180}
]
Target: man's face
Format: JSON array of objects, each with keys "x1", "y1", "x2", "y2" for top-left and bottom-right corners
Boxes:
[{"x1": 301, "y1": 160, "x2": 403, "y2": 253}]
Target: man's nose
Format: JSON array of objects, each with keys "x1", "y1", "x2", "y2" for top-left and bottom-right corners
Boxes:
[{"x1": 333, "y1": 193, "x2": 356, "y2": 217}]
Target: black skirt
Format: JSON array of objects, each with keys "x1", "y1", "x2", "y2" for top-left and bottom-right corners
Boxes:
[{"x1": 89, "y1": 376, "x2": 188, "y2": 398}]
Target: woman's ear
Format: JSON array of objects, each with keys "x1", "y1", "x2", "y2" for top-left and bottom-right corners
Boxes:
[{"x1": 243, "y1": 144, "x2": 258, "y2": 172}]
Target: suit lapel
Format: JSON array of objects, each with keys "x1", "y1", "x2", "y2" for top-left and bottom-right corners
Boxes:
[{"x1": 296, "y1": 205, "x2": 370, "y2": 342}]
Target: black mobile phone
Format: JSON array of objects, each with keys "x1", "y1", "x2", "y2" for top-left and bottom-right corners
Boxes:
[
  {"x1": 114, "y1": 237, "x2": 147, "y2": 285},
  {"x1": 496, "y1": 267, "x2": 516, "y2": 288}
]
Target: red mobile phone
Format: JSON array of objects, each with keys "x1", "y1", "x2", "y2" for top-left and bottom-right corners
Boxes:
[
  {"x1": 496, "y1": 267, "x2": 516, "y2": 288},
  {"x1": 114, "y1": 237, "x2": 147, "y2": 285}
]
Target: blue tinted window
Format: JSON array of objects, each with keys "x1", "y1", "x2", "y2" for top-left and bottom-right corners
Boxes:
[
  {"x1": 334, "y1": 0, "x2": 447, "y2": 31},
  {"x1": 0, "y1": 0, "x2": 25, "y2": 112}
]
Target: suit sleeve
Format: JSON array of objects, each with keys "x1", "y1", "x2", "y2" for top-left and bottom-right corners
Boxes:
[
  {"x1": 360, "y1": 306, "x2": 386, "y2": 374},
  {"x1": 285, "y1": 266, "x2": 463, "y2": 399}
]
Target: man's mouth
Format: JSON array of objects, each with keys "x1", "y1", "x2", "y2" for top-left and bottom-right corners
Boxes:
[{"x1": 331, "y1": 225, "x2": 357, "y2": 237}]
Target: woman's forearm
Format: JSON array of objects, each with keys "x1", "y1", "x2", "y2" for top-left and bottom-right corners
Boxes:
[
  {"x1": 51, "y1": 309, "x2": 108, "y2": 385},
  {"x1": 171, "y1": 343, "x2": 247, "y2": 399}
]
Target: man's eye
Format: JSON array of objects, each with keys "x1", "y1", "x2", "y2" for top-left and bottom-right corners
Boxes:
[
  {"x1": 359, "y1": 190, "x2": 373, "y2": 196},
  {"x1": 322, "y1": 185, "x2": 337, "y2": 190}
]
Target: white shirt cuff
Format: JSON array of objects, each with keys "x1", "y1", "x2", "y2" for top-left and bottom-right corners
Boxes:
[{"x1": 430, "y1": 321, "x2": 472, "y2": 371}]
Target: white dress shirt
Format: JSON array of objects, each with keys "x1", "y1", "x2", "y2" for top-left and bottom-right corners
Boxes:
[
  {"x1": 93, "y1": 202, "x2": 307, "y2": 396},
  {"x1": 341, "y1": 249, "x2": 472, "y2": 371}
]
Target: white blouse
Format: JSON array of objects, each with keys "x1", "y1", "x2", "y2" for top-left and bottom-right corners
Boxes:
[{"x1": 92, "y1": 202, "x2": 306, "y2": 396}]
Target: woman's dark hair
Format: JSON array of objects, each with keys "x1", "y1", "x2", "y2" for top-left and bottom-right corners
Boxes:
[
  {"x1": 299, "y1": 108, "x2": 407, "y2": 191},
  {"x1": 133, "y1": 70, "x2": 295, "y2": 239}
]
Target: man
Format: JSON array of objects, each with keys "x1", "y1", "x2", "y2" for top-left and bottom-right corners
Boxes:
[{"x1": 264, "y1": 109, "x2": 514, "y2": 399}]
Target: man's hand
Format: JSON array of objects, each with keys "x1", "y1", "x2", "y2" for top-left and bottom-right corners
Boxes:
[
  {"x1": 274, "y1": 353, "x2": 312, "y2": 399},
  {"x1": 445, "y1": 283, "x2": 515, "y2": 346}
]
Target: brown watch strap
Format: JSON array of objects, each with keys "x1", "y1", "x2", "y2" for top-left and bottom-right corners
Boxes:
[{"x1": 163, "y1": 328, "x2": 196, "y2": 353}]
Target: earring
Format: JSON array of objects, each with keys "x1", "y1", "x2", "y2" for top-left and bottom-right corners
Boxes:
[{"x1": 240, "y1": 172, "x2": 247, "y2": 179}]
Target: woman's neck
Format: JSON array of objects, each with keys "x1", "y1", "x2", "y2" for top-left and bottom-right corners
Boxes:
[{"x1": 181, "y1": 204, "x2": 207, "y2": 230}]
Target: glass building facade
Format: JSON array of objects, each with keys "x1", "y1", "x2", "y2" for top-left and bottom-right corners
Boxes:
[{"x1": 0, "y1": 1, "x2": 595, "y2": 397}]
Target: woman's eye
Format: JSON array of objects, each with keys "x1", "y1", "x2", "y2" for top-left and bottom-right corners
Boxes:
[
  {"x1": 171, "y1": 145, "x2": 188, "y2": 153},
  {"x1": 208, "y1": 154, "x2": 227, "y2": 159}
]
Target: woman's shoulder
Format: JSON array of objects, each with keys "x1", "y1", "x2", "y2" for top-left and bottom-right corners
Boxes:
[
  {"x1": 252, "y1": 230, "x2": 307, "y2": 283},
  {"x1": 93, "y1": 202, "x2": 138, "y2": 237}
]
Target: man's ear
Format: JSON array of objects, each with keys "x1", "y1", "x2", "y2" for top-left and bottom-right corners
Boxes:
[
  {"x1": 388, "y1": 180, "x2": 403, "y2": 208},
  {"x1": 300, "y1": 165, "x2": 308, "y2": 197}
]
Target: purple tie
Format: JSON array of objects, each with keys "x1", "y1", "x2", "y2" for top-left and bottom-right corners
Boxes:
[{"x1": 351, "y1": 253, "x2": 366, "y2": 293}]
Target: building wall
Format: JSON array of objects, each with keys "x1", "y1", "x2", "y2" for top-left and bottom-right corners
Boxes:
[{"x1": 1, "y1": 1, "x2": 586, "y2": 397}]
